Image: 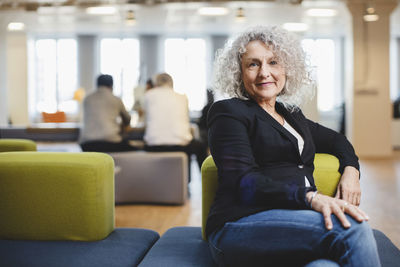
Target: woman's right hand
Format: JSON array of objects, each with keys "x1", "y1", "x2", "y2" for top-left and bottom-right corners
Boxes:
[{"x1": 306, "y1": 191, "x2": 370, "y2": 230}]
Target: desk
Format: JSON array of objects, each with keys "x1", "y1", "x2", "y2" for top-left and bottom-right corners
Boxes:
[
  {"x1": 1, "y1": 124, "x2": 197, "y2": 142},
  {"x1": 1, "y1": 123, "x2": 80, "y2": 141},
  {"x1": 124, "y1": 126, "x2": 145, "y2": 141},
  {"x1": 1, "y1": 124, "x2": 147, "y2": 142}
]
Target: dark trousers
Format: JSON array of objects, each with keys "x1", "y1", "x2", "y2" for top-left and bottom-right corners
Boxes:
[
  {"x1": 80, "y1": 140, "x2": 139, "y2": 153},
  {"x1": 144, "y1": 139, "x2": 208, "y2": 182}
]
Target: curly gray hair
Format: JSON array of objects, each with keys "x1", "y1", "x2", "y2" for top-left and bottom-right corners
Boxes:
[{"x1": 212, "y1": 25, "x2": 314, "y2": 110}]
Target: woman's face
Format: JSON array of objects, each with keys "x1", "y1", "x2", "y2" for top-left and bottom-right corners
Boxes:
[{"x1": 241, "y1": 40, "x2": 286, "y2": 103}]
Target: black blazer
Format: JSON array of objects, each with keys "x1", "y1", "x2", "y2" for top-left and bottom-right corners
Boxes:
[{"x1": 206, "y1": 98, "x2": 359, "y2": 237}]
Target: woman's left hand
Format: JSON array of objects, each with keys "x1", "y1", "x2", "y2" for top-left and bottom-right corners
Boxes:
[{"x1": 335, "y1": 166, "x2": 361, "y2": 206}]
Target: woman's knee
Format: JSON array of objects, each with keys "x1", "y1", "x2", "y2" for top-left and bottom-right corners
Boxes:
[
  {"x1": 331, "y1": 217, "x2": 376, "y2": 249},
  {"x1": 345, "y1": 217, "x2": 373, "y2": 236}
]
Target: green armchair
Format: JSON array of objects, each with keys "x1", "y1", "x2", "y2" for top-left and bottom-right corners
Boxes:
[
  {"x1": 0, "y1": 152, "x2": 159, "y2": 267},
  {"x1": 0, "y1": 138, "x2": 37, "y2": 152},
  {"x1": 201, "y1": 153, "x2": 341, "y2": 240}
]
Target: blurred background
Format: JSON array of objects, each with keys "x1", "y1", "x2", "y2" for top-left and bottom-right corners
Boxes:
[{"x1": 0, "y1": 0, "x2": 399, "y2": 159}]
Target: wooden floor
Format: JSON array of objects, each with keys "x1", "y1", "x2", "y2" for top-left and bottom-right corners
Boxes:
[
  {"x1": 359, "y1": 153, "x2": 400, "y2": 247},
  {"x1": 115, "y1": 160, "x2": 203, "y2": 234},
  {"x1": 37, "y1": 142, "x2": 400, "y2": 248}
]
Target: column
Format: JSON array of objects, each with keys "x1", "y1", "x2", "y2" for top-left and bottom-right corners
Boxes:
[
  {"x1": 7, "y1": 32, "x2": 29, "y2": 126},
  {"x1": 78, "y1": 35, "x2": 98, "y2": 95},
  {"x1": 346, "y1": 0, "x2": 398, "y2": 157},
  {"x1": 139, "y1": 35, "x2": 159, "y2": 84},
  {"x1": 0, "y1": 22, "x2": 8, "y2": 126}
]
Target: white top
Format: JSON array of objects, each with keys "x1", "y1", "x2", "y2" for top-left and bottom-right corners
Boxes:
[
  {"x1": 143, "y1": 86, "x2": 192, "y2": 146},
  {"x1": 283, "y1": 119, "x2": 311, "y2": 187}
]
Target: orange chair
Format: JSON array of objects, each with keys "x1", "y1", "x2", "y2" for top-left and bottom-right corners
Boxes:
[{"x1": 41, "y1": 111, "x2": 67, "y2": 123}]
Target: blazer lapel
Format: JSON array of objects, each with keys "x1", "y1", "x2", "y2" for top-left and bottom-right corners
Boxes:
[
  {"x1": 249, "y1": 100, "x2": 301, "y2": 157},
  {"x1": 276, "y1": 103, "x2": 309, "y2": 158}
]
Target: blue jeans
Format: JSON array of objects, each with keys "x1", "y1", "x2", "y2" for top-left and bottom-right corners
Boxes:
[{"x1": 208, "y1": 209, "x2": 381, "y2": 267}]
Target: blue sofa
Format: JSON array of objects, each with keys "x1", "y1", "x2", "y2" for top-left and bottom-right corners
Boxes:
[
  {"x1": 0, "y1": 152, "x2": 399, "y2": 267},
  {"x1": 0, "y1": 228, "x2": 159, "y2": 267},
  {"x1": 139, "y1": 155, "x2": 400, "y2": 266}
]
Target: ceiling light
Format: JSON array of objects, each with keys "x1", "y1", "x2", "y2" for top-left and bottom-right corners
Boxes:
[
  {"x1": 126, "y1": 10, "x2": 136, "y2": 26},
  {"x1": 235, "y1": 7, "x2": 246, "y2": 22},
  {"x1": 7, "y1": 22, "x2": 25, "y2": 31},
  {"x1": 306, "y1": 8, "x2": 337, "y2": 17},
  {"x1": 86, "y1": 6, "x2": 117, "y2": 15},
  {"x1": 363, "y1": 6, "x2": 379, "y2": 22},
  {"x1": 198, "y1": 7, "x2": 229, "y2": 16},
  {"x1": 283, "y1": 23, "x2": 308, "y2": 32}
]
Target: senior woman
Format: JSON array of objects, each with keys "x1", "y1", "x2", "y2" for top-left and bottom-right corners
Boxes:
[{"x1": 206, "y1": 26, "x2": 380, "y2": 267}]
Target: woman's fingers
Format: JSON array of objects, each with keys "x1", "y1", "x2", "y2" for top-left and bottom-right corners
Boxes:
[
  {"x1": 343, "y1": 189, "x2": 351, "y2": 204},
  {"x1": 350, "y1": 191, "x2": 361, "y2": 206},
  {"x1": 356, "y1": 193, "x2": 361, "y2": 206},
  {"x1": 336, "y1": 201, "x2": 369, "y2": 225},
  {"x1": 347, "y1": 204, "x2": 369, "y2": 221},
  {"x1": 332, "y1": 203, "x2": 351, "y2": 228},
  {"x1": 341, "y1": 189, "x2": 361, "y2": 206},
  {"x1": 322, "y1": 206, "x2": 333, "y2": 230},
  {"x1": 312, "y1": 194, "x2": 368, "y2": 230},
  {"x1": 350, "y1": 192, "x2": 357, "y2": 206}
]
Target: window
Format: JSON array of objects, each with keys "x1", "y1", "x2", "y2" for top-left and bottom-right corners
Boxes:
[
  {"x1": 302, "y1": 39, "x2": 340, "y2": 112},
  {"x1": 32, "y1": 38, "x2": 78, "y2": 115},
  {"x1": 164, "y1": 38, "x2": 207, "y2": 111},
  {"x1": 100, "y1": 38, "x2": 140, "y2": 110}
]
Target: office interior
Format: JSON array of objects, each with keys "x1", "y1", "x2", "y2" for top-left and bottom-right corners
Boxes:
[{"x1": 1, "y1": 0, "x2": 400, "y2": 256}]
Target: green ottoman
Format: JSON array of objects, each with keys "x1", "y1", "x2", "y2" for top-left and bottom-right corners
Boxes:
[
  {"x1": 0, "y1": 139, "x2": 37, "y2": 152},
  {"x1": 0, "y1": 152, "x2": 114, "y2": 241}
]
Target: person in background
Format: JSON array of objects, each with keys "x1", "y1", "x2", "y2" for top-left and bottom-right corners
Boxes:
[
  {"x1": 206, "y1": 26, "x2": 380, "y2": 266},
  {"x1": 145, "y1": 78, "x2": 154, "y2": 91},
  {"x1": 133, "y1": 78, "x2": 154, "y2": 123},
  {"x1": 143, "y1": 73, "x2": 207, "y2": 180},
  {"x1": 80, "y1": 74, "x2": 138, "y2": 152}
]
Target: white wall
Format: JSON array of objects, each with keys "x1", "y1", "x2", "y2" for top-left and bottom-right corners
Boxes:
[
  {"x1": 0, "y1": 21, "x2": 8, "y2": 126},
  {"x1": 6, "y1": 32, "x2": 29, "y2": 126}
]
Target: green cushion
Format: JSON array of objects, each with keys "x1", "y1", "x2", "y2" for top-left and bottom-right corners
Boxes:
[
  {"x1": 0, "y1": 152, "x2": 115, "y2": 241},
  {"x1": 201, "y1": 156, "x2": 219, "y2": 241},
  {"x1": 313, "y1": 153, "x2": 341, "y2": 197},
  {"x1": 201, "y1": 153, "x2": 341, "y2": 240},
  {"x1": 0, "y1": 139, "x2": 37, "y2": 152}
]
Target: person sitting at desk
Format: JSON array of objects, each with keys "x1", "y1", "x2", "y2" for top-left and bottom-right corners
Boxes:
[
  {"x1": 143, "y1": 73, "x2": 207, "y2": 178},
  {"x1": 80, "y1": 74, "x2": 138, "y2": 152}
]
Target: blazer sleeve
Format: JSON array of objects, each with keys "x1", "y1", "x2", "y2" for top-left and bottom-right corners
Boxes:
[
  {"x1": 208, "y1": 100, "x2": 314, "y2": 209},
  {"x1": 303, "y1": 113, "x2": 360, "y2": 174}
]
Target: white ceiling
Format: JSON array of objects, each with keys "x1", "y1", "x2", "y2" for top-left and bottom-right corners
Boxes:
[{"x1": 0, "y1": 0, "x2": 399, "y2": 37}]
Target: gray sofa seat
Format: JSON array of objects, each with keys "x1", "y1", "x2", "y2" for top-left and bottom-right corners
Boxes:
[
  {"x1": 0, "y1": 228, "x2": 159, "y2": 267},
  {"x1": 110, "y1": 151, "x2": 188, "y2": 205}
]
